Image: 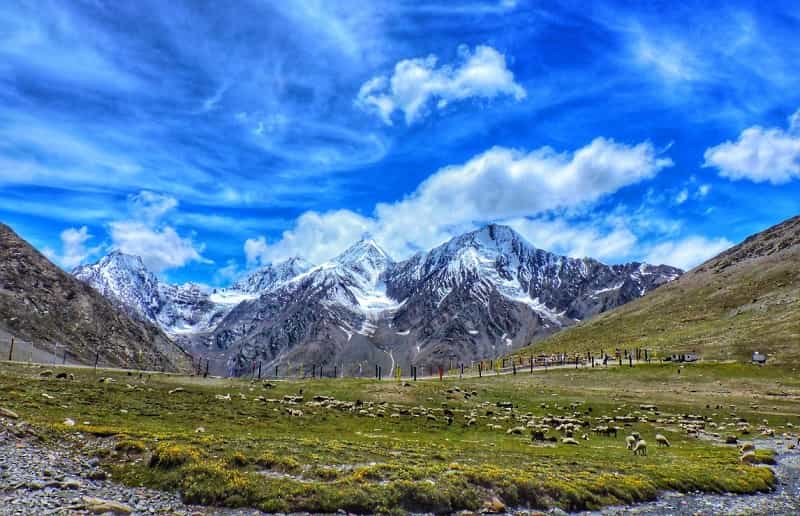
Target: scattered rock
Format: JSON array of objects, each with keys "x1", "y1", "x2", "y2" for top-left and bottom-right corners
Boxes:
[
  {"x1": 483, "y1": 496, "x2": 506, "y2": 513},
  {"x1": 81, "y1": 496, "x2": 134, "y2": 514},
  {"x1": 87, "y1": 469, "x2": 108, "y2": 480},
  {"x1": 0, "y1": 407, "x2": 19, "y2": 419},
  {"x1": 168, "y1": 387, "x2": 185, "y2": 394},
  {"x1": 60, "y1": 478, "x2": 82, "y2": 489}
]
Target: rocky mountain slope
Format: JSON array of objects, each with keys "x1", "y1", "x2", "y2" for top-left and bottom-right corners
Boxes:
[
  {"x1": 519, "y1": 215, "x2": 800, "y2": 362},
  {"x1": 209, "y1": 225, "x2": 681, "y2": 375},
  {"x1": 0, "y1": 224, "x2": 190, "y2": 371}
]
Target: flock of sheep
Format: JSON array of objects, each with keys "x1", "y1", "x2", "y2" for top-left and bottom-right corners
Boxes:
[{"x1": 186, "y1": 379, "x2": 800, "y2": 461}]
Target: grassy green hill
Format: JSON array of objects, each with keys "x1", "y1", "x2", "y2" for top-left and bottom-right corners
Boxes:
[{"x1": 517, "y1": 215, "x2": 800, "y2": 363}]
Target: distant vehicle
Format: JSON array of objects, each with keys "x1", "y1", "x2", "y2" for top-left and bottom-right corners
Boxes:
[
  {"x1": 667, "y1": 352, "x2": 699, "y2": 363},
  {"x1": 752, "y1": 352, "x2": 767, "y2": 364}
]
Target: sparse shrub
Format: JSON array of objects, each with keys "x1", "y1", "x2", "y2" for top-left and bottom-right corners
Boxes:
[
  {"x1": 115, "y1": 439, "x2": 146, "y2": 454},
  {"x1": 255, "y1": 452, "x2": 301, "y2": 474},
  {"x1": 308, "y1": 465, "x2": 342, "y2": 481},
  {"x1": 228, "y1": 451, "x2": 249, "y2": 467},
  {"x1": 180, "y1": 461, "x2": 257, "y2": 506},
  {"x1": 149, "y1": 443, "x2": 200, "y2": 469},
  {"x1": 84, "y1": 426, "x2": 119, "y2": 437}
]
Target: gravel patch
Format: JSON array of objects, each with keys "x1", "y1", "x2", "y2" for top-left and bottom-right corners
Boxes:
[{"x1": 0, "y1": 417, "x2": 262, "y2": 515}]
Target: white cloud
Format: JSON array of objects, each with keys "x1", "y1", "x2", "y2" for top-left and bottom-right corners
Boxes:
[
  {"x1": 675, "y1": 188, "x2": 689, "y2": 204},
  {"x1": 99, "y1": 190, "x2": 209, "y2": 273},
  {"x1": 245, "y1": 210, "x2": 374, "y2": 266},
  {"x1": 109, "y1": 221, "x2": 208, "y2": 273},
  {"x1": 703, "y1": 109, "x2": 800, "y2": 184},
  {"x1": 506, "y1": 217, "x2": 638, "y2": 261},
  {"x1": 697, "y1": 184, "x2": 711, "y2": 197},
  {"x1": 43, "y1": 225, "x2": 101, "y2": 269},
  {"x1": 356, "y1": 44, "x2": 526, "y2": 125},
  {"x1": 213, "y1": 259, "x2": 241, "y2": 285},
  {"x1": 634, "y1": 30, "x2": 702, "y2": 83},
  {"x1": 645, "y1": 235, "x2": 732, "y2": 270},
  {"x1": 128, "y1": 190, "x2": 178, "y2": 225},
  {"x1": 246, "y1": 137, "x2": 672, "y2": 264}
]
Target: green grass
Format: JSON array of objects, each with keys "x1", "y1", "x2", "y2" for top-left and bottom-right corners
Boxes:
[
  {"x1": 1, "y1": 361, "x2": 795, "y2": 514},
  {"x1": 516, "y1": 248, "x2": 800, "y2": 363}
]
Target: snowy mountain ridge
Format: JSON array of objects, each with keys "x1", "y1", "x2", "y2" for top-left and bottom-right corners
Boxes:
[
  {"x1": 73, "y1": 253, "x2": 310, "y2": 335},
  {"x1": 74, "y1": 225, "x2": 683, "y2": 373}
]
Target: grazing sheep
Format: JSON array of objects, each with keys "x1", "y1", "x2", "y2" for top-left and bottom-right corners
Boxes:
[
  {"x1": 655, "y1": 434, "x2": 671, "y2": 447},
  {"x1": 506, "y1": 426, "x2": 525, "y2": 435},
  {"x1": 561, "y1": 437, "x2": 579, "y2": 445},
  {"x1": 626, "y1": 435, "x2": 637, "y2": 449},
  {"x1": 632, "y1": 439, "x2": 647, "y2": 456},
  {"x1": 739, "y1": 442, "x2": 755, "y2": 453}
]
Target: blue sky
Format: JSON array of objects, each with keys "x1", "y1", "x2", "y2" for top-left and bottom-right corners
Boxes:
[{"x1": 1, "y1": 0, "x2": 799, "y2": 285}]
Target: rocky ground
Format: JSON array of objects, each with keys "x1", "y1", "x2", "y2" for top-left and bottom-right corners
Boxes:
[{"x1": 0, "y1": 414, "x2": 259, "y2": 515}]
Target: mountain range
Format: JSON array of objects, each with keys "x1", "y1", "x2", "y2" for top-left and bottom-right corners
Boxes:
[
  {"x1": 520, "y1": 215, "x2": 800, "y2": 363},
  {"x1": 0, "y1": 224, "x2": 191, "y2": 372},
  {"x1": 72, "y1": 224, "x2": 681, "y2": 375}
]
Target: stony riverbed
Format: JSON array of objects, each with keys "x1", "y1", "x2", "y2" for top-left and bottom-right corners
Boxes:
[{"x1": 0, "y1": 416, "x2": 262, "y2": 515}]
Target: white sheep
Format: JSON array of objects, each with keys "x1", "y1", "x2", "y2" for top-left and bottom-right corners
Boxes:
[
  {"x1": 632, "y1": 439, "x2": 648, "y2": 456},
  {"x1": 626, "y1": 435, "x2": 637, "y2": 449},
  {"x1": 655, "y1": 434, "x2": 671, "y2": 447},
  {"x1": 561, "y1": 437, "x2": 579, "y2": 445}
]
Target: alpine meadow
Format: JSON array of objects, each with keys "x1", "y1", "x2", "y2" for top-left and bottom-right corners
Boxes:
[{"x1": 1, "y1": 1, "x2": 799, "y2": 514}]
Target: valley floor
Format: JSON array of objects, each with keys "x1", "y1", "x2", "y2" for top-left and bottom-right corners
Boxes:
[{"x1": 1, "y1": 360, "x2": 798, "y2": 514}]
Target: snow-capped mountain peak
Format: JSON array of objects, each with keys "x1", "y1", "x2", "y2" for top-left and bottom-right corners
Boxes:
[
  {"x1": 335, "y1": 238, "x2": 392, "y2": 267},
  {"x1": 331, "y1": 238, "x2": 394, "y2": 289},
  {"x1": 73, "y1": 250, "x2": 161, "y2": 323},
  {"x1": 232, "y1": 257, "x2": 312, "y2": 294}
]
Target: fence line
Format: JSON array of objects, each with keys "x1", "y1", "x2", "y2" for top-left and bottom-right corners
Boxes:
[{"x1": 4, "y1": 334, "x2": 660, "y2": 382}]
